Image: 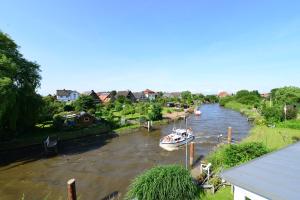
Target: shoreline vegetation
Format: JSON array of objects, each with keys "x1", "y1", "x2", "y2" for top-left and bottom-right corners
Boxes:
[
  {"x1": 0, "y1": 107, "x2": 193, "y2": 152},
  {"x1": 204, "y1": 89, "x2": 300, "y2": 199}
]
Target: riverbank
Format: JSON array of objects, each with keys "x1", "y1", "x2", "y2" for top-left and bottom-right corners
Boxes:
[
  {"x1": 224, "y1": 101, "x2": 300, "y2": 150},
  {"x1": 0, "y1": 108, "x2": 190, "y2": 152},
  {"x1": 205, "y1": 101, "x2": 300, "y2": 199}
]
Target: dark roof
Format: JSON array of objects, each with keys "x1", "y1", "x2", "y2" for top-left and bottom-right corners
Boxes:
[
  {"x1": 116, "y1": 90, "x2": 131, "y2": 97},
  {"x1": 56, "y1": 89, "x2": 78, "y2": 96},
  {"x1": 133, "y1": 92, "x2": 145, "y2": 99},
  {"x1": 221, "y1": 142, "x2": 300, "y2": 200}
]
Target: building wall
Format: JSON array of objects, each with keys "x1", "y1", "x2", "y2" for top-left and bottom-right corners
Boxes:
[
  {"x1": 57, "y1": 92, "x2": 79, "y2": 102},
  {"x1": 234, "y1": 186, "x2": 269, "y2": 200}
]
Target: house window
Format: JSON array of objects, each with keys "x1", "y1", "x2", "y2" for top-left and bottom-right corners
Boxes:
[{"x1": 245, "y1": 197, "x2": 251, "y2": 200}]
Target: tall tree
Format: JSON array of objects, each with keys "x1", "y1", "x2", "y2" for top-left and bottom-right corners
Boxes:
[{"x1": 0, "y1": 32, "x2": 42, "y2": 133}]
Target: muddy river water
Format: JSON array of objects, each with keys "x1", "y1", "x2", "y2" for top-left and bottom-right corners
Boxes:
[{"x1": 0, "y1": 104, "x2": 251, "y2": 200}]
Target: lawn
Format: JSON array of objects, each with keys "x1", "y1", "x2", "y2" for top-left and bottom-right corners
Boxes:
[
  {"x1": 201, "y1": 187, "x2": 232, "y2": 200},
  {"x1": 243, "y1": 125, "x2": 300, "y2": 150}
]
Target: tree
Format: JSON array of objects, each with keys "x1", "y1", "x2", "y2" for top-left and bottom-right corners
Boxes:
[
  {"x1": 39, "y1": 95, "x2": 64, "y2": 122},
  {"x1": 147, "y1": 103, "x2": 162, "y2": 121},
  {"x1": 272, "y1": 86, "x2": 300, "y2": 105},
  {"x1": 235, "y1": 90, "x2": 261, "y2": 105},
  {"x1": 125, "y1": 165, "x2": 199, "y2": 200},
  {"x1": 0, "y1": 31, "x2": 42, "y2": 133},
  {"x1": 74, "y1": 95, "x2": 96, "y2": 111}
]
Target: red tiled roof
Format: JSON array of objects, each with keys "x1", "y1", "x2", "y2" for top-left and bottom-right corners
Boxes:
[{"x1": 144, "y1": 89, "x2": 155, "y2": 94}]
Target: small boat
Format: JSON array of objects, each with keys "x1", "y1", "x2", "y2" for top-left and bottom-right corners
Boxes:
[
  {"x1": 43, "y1": 136, "x2": 59, "y2": 156},
  {"x1": 194, "y1": 107, "x2": 202, "y2": 115},
  {"x1": 159, "y1": 128, "x2": 195, "y2": 151}
]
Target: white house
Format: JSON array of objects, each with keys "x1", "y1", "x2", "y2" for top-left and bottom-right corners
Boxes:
[
  {"x1": 56, "y1": 89, "x2": 80, "y2": 102},
  {"x1": 144, "y1": 89, "x2": 156, "y2": 101},
  {"x1": 221, "y1": 142, "x2": 300, "y2": 200}
]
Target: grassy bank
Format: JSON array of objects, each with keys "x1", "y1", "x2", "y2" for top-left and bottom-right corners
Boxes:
[
  {"x1": 204, "y1": 101, "x2": 300, "y2": 199},
  {"x1": 202, "y1": 187, "x2": 232, "y2": 200}
]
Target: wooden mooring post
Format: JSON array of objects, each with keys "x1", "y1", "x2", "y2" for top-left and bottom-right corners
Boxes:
[
  {"x1": 67, "y1": 178, "x2": 77, "y2": 200},
  {"x1": 189, "y1": 142, "x2": 195, "y2": 167},
  {"x1": 227, "y1": 127, "x2": 232, "y2": 144}
]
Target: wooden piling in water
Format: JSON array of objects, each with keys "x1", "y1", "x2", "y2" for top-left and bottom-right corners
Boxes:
[
  {"x1": 189, "y1": 142, "x2": 195, "y2": 167},
  {"x1": 67, "y1": 178, "x2": 77, "y2": 200},
  {"x1": 227, "y1": 127, "x2": 232, "y2": 144}
]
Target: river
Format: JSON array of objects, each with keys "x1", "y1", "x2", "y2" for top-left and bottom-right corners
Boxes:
[{"x1": 0, "y1": 104, "x2": 251, "y2": 200}]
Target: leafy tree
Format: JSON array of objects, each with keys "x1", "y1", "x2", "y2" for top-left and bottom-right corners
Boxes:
[
  {"x1": 261, "y1": 104, "x2": 283, "y2": 124},
  {"x1": 121, "y1": 104, "x2": 135, "y2": 115},
  {"x1": 39, "y1": 95, "x2": 64, "y2": 122},
  {"x1": 272, "y1": 86, "x2": 300, "y2": 105},
  {"x1": 219, "y1": 96, "x2": 234, "y2": 106},
  {"x1": 181, "y1": 91, "x2": 192, "y2": 101},
  {"x1": 0, "y1": 31, "x2": 42, "y2": 133},
  {"x1": 204, "y1": 95, "x2": 219, "y2": 103},
  {"x1": 235, "y1": 90, "x2": 261, "y2": 105},
  {"x1": 147, "y1": 103, "x2": 162, "y2": 121},
  {"x1": 64, "y1": 104, "x2": 75, "y2": 112},
  {"x1": 74, "y1": 95, "x2": 96, "y2": 111},
  {"x1": 125, "y1": 165, "x2": 199, "y2": 200}
]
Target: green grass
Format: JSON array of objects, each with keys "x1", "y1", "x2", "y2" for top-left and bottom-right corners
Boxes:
[
  {"x1": 113, "y1": 111, "x2": 143, "y2": 120},
  {"x1": 113, "y1": 124, "x2": 141, "y2": 134},
  {"x1": 276, "y1": 119, "x2": 300, "y2": 130},
  {"x1": 243, "y1": 125, "x2": 300, "y2": 150},
  {"x1": 162, "y1": 107, "x2": 176, "y2": 114},
  {"x1": 202, "y1": 187, "x2": 232, "y2": 200},
  {"x1": 224, "y1": 101, "x2": 265, "y2": 124}
]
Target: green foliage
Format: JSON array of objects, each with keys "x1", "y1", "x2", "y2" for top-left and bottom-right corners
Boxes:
[
  {"x1": 276, "y1": 120, "x2": 300, "y2": 130},
  {"x1": 285, "y1": 105, "x2": 298, "y2": 120},
  {"x1": 0, "y1": 31, "x2": 42, "y2": 133},
  {"x1": 202, "y1": 186, "x2": 232, "y2": 200},
  {"x1": 271, "y1": 86, "x2": 300, "y2": 105},
  {"x1": 147, "y1": 103, "x2": 162, "y2": 121},
  {"x1": 261, "y1": 104, "x2": 283, "y2": 124},
  {"x1": 52, "y1": 114, "x2": 64, "y2": 130},
  {"x1": 63, "y1": 104, "x2": 75, "y2": 112},
  {"x1": 74, "y1": 95, "x2": 96, "y2": 111},
  {"x1": 207, "y1": 142, "x2": 269, "y2": 169},
  {"x1": 39, "y1": 95, "x2": 64, "y2": 122},
  {"x1": 235, "y1": 90, "x2": 261, "y2": 106},
  {"x1": 204, "y1": 95, "x2": 219, "y2": 103},
  {"x1": 219, "y1": 96, "x2": 234, "y2": 107},
  {"x1": 121, "y1": 104, "x2": 135, "y2": 115},
  {"x1": 125, "y1": 165, "x2": 199, "y2": 200}
]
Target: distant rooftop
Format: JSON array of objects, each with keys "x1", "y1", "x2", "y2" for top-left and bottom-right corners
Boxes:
[{"x1": 221, "y1": 142, "x2": 300, "y2": 200}]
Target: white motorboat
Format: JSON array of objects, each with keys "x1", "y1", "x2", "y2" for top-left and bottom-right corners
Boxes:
[
  {"x1": 194, "y1": 107, "x2": 202, "y2": 116},
  {"x1": 159, "y1": 128, "x2": 195, "y2": 151}
]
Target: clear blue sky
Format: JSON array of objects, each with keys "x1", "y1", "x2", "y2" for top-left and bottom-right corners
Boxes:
[{"x1": 1, "y1": 0, "x2": 300, "y2": 95}]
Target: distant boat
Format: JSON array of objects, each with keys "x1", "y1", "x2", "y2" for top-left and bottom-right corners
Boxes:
[
  {"x1": 159, "y1": 128, "x2": 195, "y2": 151},
  {"x1": 194, "y1": 107, "x2": 202, "y2": 116}
]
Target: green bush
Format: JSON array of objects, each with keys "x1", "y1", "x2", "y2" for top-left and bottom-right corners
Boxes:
[
  {"x1": 147, "y1": 103, "x2": 163, "y2": 121},
  {"x1": 261, "y1": 104, "x2": 283, "y2": 124},
  {"x1": 53, "y1": 114, "x2": 64, "y2": 130},
  {"x1": 219, "y1": 96, "x2": 234, "y2": 107},
  {"x1": 223, "y1": 142, "x2": 269, "y2": 168},
  {"x1": 125, "y1": 165, "x2": 199, "y2": 200},
  {"x1": 276, "y1": 120, "x2": 300, "y2": 130},
  {"x1": 207, "y1": 142, "x2": 269, "y2": 169},
  {"x1": 286, "y1": 105, "x2": 298, "y2": 120}
]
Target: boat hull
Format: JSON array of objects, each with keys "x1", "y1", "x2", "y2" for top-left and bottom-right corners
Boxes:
[{"x1": 159, "y1": 136, "x2": 195, "y2": 151}]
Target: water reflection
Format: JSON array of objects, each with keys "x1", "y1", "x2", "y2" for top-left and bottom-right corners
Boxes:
[{"x1": 0, "y1": 104, "x2": 251, "y2": 200}]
